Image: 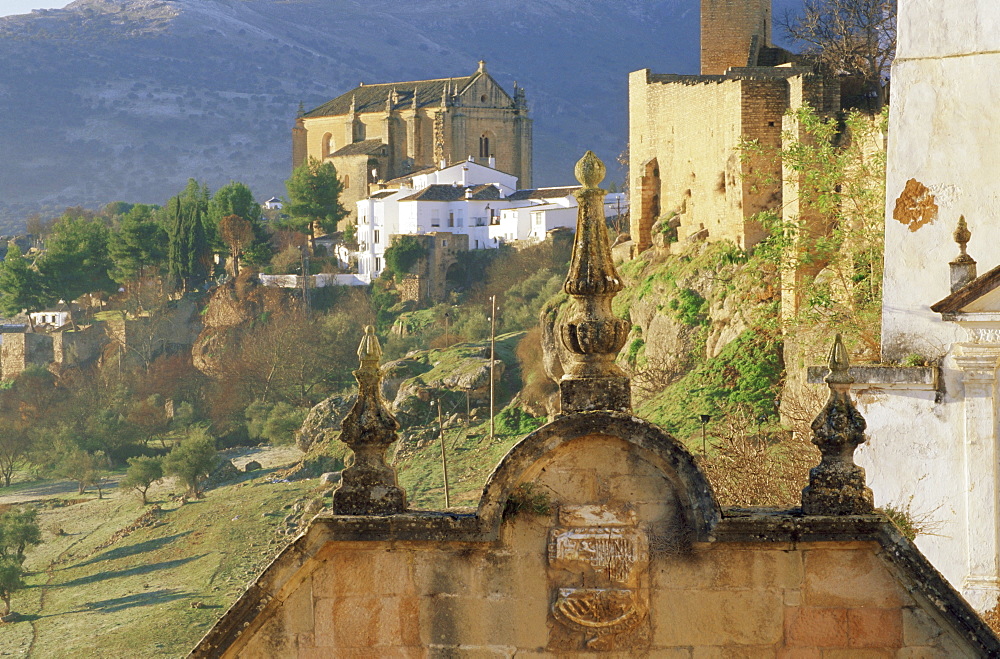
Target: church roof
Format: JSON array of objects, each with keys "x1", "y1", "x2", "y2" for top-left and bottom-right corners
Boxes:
[
  {"x1": 304, "y1": 67, "x2": 501, "y2": 118},
  {"x1": 399, "y1": 184, "x2": 501, "y2": 202},
  {"x1": 328, "y1": 139, "x2": 386, "y2": 158}
]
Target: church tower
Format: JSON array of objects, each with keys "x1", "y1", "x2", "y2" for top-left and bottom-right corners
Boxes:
[{"x1": 700, "y1": 0, "x2": 772, "y2": 74}]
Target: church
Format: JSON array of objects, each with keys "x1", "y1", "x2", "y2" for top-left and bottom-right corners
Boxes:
[{"x1": 292, "y1": 61, "x2": 533, "y2": 220}]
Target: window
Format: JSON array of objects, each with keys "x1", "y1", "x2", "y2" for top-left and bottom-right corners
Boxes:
[
  {"x1": 448, "y1": 212, "x2": 454, "y2": 228},
  {"x1": 479, "y1": 134, "x2": 490, "y2": 158},
  {"x1": 374, "y1": 257, "x2": 381, "y2": 272},
  {"x1": 342, "y1": 174, "x2": 350, "y2": 189},
  {"x1": 474, "y1": 239, "x2": 479, "y2": 249},
  {"x1": 431, "y1": 210, "x2": 440, "y2": 227},
  {"x1": 374, "y1": 230, "x2": 380, "y2": 244},
  {"x1": 442, "y1": 239, "x2": 448, "y2": 247},
  {"x1": 457, "y1": 215, "x2": 464, "y2": 228},
  {"x1": 532, "y1": 211, "x2": 543, "y2": 226}
]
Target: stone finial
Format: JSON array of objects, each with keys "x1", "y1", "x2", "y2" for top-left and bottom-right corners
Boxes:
[
  {"x1": 801, "y1": 334, "x2": 874, "y2": 516},
  {"x1": 296, "y1": 101, "x2": 305, "y2": 118},
  {"x1": 558, "y1": 151, "x2": 631, "y2": 414},
  {"x1": 348, "y1": 94, "x2": 357, "y2": 116},
  {"x1": 411, "y1": 87, "x2": 418, "y2": 110},
  {"x1": 477, "y1": 59, "x2": 487, "y2": 74},
  {"x1": 950, "y1": 215, "x2": 977, "y2": 292},
  {"x1": 332, "y1": 326, "x2": 407, "y2": 515}
]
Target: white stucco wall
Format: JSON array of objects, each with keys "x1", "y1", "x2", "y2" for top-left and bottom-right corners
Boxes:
[{"x1": 862, "y1": 0, "x2": 1000, "y2": 612}]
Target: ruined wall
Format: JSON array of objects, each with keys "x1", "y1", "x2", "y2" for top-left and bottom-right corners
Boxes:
[
  {"x1": 52, "y1": 324, "x2": 106, "y2": 367},
  {"x1": 1, "y1": 333, "x2": 53, "y2": 380},
  {"x1": 700, "y1": 0, "x2": 771, "y2": 75},
  {"x1": 221, "y1": 431, "x2": 978, "y2": 657}
]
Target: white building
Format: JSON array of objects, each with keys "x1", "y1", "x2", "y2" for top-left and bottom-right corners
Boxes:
[
  {"x1": 825, "y1": 1, "x2": 1000, "y2": 613},
  {"x1": 356, "y1": 158, "x2": 622, "y2": 280}
]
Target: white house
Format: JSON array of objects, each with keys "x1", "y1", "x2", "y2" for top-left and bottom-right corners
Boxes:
[
  {"x1": 263, "y1": 197, "x2": 283, "y2": 210},
  {"x1": 356, "y1": 158, "x2": 623, "y2": 280}
]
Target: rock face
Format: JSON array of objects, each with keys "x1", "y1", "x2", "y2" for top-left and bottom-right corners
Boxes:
[
  {"x1": 191, "y1": 271, "x2": 288, "y2": 377},
  {"x1": 295, "y1": 395, "x2": 356, "y2": 453}
]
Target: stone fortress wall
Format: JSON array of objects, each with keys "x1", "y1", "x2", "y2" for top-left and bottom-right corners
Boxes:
[{"x1": 629, "y1": 0, "x2": 839, "y2": 254}]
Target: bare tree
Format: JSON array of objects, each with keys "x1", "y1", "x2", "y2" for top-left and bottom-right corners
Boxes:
[{"x1": 780, "y1": 0, "x2": 896, "y2": 109}]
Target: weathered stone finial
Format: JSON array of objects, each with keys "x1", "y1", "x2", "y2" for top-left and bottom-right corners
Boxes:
[
  {"x1": 558, "y1": 151, "x2": 631, "y2": 414},
  {"x1": 477, "y1": 59, "x2": 487, "y2": 74},
  {"x1": 332, "y1": 326, "x2": 407, "y2": 515},
  {"x1": 296, "y1": 101, "x2": 305, "y2": 118},
  {"x1": 411, "y1": 87, "x2": 418, "y2": 110},
  {"x1": 950, "y1": 215, "x2": 977, "y2": 292},
  {"x1": 348, "y1": 94, "x2": 357, "y2": 116},
  {"x1": 801, "y1": 334, "x2": 874, "y2": 516}
]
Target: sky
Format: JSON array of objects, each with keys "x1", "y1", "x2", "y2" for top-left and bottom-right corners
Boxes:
[{"x1": 0, "y1": 1, "x2": 71, "y2": 17}]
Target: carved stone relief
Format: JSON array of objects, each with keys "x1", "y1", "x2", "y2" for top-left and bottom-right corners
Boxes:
[{"x1": 546, "y1": 504, "x2": 649, "y2": 651}]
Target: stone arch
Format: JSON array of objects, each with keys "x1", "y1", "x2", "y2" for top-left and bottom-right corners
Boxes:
[
  {"x1": 321, "y1": 133, "x2": 335, "y2": 158},
  {"x1": 444, "y1": 260, "x2": 466, "y2": 296},
  {"x1": 477, "y1": 411, "x2": 720, "y2": 542},
  {"x1": 632, "y1": 158, "x2": 661, "y2": 254}
]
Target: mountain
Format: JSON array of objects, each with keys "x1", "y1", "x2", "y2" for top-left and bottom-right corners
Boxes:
[{"x1": 0, "y1": 0, "x2": 799, "y2": 232}]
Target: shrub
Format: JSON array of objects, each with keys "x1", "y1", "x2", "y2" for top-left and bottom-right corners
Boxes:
[{"x1": 163, "y1": 428, "x2": 218, "y2": 497}]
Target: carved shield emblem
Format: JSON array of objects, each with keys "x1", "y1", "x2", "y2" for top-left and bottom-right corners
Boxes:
[{"x1": 547, "y1": 505, "x2": 649, "y2": 650}]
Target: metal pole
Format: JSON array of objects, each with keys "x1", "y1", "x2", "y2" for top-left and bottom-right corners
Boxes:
[
  {"x1": 489, "y1": 294, "x2": 496, "y2": 442},
  {"x1": 438, "y1": 400, "x2": 450, "y2": 508},
  {"x1": 444, "y1": 311, "x2": 450, "y2": 347}
]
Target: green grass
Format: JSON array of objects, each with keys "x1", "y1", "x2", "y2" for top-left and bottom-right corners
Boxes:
[{"x1": 1, "y1": 474, "x2": 319, "y2": 658}]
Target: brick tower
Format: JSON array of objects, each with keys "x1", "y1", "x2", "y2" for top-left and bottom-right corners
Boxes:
[{"x1": 700, "y1": 0, "x2": 772, "y2": 75}]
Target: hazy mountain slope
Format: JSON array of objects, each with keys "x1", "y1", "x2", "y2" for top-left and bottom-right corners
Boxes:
[{"x1": 0, "y1": 0, "x2": 799, "y2": 232}]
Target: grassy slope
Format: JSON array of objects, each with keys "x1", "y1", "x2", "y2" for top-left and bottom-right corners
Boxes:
[{"x1": 1, "y1": 475, "x2": 319, "y2": 658}]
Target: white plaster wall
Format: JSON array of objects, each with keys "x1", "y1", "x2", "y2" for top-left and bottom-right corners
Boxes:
[
  {"x1": 882, "y1": 5, "x2": 1000, "y2": 360},
  {"x1": 871, "y1": 2, "x2": 1000, "y2": 610},
  {"x1": 856, "y1": 383, "x2": 966, "y2": 590}
]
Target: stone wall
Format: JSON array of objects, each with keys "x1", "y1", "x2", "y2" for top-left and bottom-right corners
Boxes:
[
  {"x1": 1, "y1": 332, "x2": 53, "y2": 380},
  {"x1": 194, "y1": 414, "x2": 996, "y2": 657},
  {"x1": 51, "y1": 324, "x2": 106, "y2": 367}
]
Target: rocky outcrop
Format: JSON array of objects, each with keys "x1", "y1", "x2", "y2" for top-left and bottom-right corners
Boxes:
[
  {"x1": 191, "y1": 270, "x2": 289, "y2": 377},
  {"x1": 295, "y1": 394, "x2": 356, "y2": 452}
]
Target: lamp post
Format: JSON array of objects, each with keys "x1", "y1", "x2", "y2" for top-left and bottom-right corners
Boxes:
[
  {"x1": 699, "y1": 414, "x2": 711, "y2": 457},
  {"x1": 432, "y1": 399, "x2": 451, "y2": 508}
]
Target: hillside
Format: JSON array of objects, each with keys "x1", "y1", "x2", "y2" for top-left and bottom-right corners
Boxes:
[
  {"x1": 0, "y1": 0, "x2": 693, "y2": 230},
  {"x1": 0, "y1": 0, "x2": 804, "y2": 232}
]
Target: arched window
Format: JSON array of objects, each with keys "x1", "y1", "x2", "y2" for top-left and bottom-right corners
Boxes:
[
  {"x1": 342, "y1": 174, "x2": 350, "y2": 189},
  {"x1": 479, "y1": 134, "x2": 490, "y2": 158},
  {"x1": 322, "y1": 133, "x2": 334, "y2": 158}
]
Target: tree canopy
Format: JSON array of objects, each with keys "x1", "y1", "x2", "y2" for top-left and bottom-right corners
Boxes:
[
  {"x1": 165, "y1": 180, "x2": 213, "y2": 292},
  {"x1": 0, "y1": 243, "x2": 42, "y2": 323},
  {"x1": 36, "y1": 214, "x2": 117, "y2": 325},
  {"x1": 284, "y1": 158, "x2": 347, "y2": 247}
]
